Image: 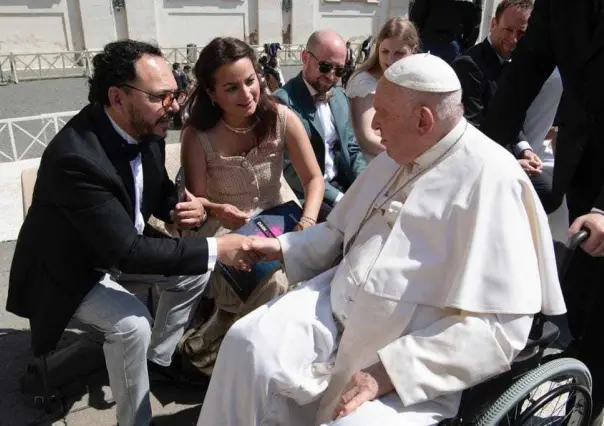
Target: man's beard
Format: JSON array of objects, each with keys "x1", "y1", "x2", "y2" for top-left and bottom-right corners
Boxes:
[
  {"x1": 128, "y1": 105, "x2": 172, "y2": 140},
  {"x1": 309, "y1": 76, "x2": 335, "y2": 95}
]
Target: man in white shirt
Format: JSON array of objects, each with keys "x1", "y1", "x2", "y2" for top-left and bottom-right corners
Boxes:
[
  {"x1": 274, "y1": 29, "x2": 367, "y2": 222},
  {"x1": 197, "y1": 54, "x2": 564, "y2": 426},
  {"x1": 7, "y1": 40, "x2": 255, "y2": 426}
]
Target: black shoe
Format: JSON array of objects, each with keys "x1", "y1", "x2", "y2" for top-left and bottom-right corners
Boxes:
[
  {"x1": 147, "y1": 358, "x2": 209, "y2": 390},
  {"x1": 147, "y1": 359, "x2": 180, "y2": 383}
]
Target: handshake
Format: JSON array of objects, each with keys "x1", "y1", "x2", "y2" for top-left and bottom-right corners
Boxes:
[{"x1": 214, "y1": 234, "x2": 284, "y2": 271}]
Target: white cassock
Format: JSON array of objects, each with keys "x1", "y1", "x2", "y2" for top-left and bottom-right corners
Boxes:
[{"x1": 197, "y1": 118, "x2": 566, "y2": 426}]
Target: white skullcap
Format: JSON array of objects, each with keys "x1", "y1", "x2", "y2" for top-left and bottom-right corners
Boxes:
[{"x1": 384, "y1": 53, "x2": 461, "y2": 93}]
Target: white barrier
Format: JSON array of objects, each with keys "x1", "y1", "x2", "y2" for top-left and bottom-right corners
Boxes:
[
  {"x1": 0, "y1": 44, "x2": 310, "y2": 84},
  {"x1": 0, "y1": 111, "x2": 79, "y2": 162}
]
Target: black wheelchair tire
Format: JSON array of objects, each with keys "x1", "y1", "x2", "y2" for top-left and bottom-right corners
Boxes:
[{"x1": 475, "y1": 358, "x2": 592, "y2": 426}]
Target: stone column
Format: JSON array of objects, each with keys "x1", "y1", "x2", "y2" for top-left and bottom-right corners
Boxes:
[
  {"x1": 291, "y1": 0, "x2": 316, "y2": 45},
  {"x1": 125, "y1": 0, "x2": 160, "y2": 44},
  {"x1": 79, "y1": 0, "x2": 117, "y2": 50},
  {"x1": 257, "y1": 0, "x2": 283, "y2": 44}
]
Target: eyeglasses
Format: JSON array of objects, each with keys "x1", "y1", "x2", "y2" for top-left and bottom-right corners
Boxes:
[
  {"x1": 120, "y1": 84, "x2": 188, "y2": 109},
  {"x1": 307, "y1": 51, "x2": 346, "y2": 77}
]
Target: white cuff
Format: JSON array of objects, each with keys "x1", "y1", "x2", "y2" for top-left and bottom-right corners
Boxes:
[
  {"x1": 334, "y1": 191, "x2": 345, "y2": 204},
  {"x1": 513, "y1": 141, "x2": 532, "y2": 156},
  {"x1": 591, "y1": 208, "x2": 604, "y2": 216},
  {"x1": 207, "y1": 237, "x2": 217, "y2": 271}
]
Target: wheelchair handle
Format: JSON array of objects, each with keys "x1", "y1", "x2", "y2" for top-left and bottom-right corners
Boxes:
[{"x1": 567, "y1": 228, "x2": 590, "y2": 251}]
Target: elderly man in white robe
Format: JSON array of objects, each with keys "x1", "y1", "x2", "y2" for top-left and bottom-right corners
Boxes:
[{"x1": 196, "y1": 54, "x2": 566, "y2": 426}]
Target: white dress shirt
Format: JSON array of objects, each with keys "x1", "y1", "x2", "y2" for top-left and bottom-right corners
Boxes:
[
  {"x1": 105, "y1": 111, "x2": 217, "y2": 270},
  {"x1": 302, "y1": 79, "x2": 341, "y2": 188}
]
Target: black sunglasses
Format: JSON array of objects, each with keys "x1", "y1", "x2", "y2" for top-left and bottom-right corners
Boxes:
[
  {"x1": 307, "y1": 51, "x2": 346, "y2": 77},
  {"x1": 120, "y1": 84, "x2": 187, "y2": 109}
]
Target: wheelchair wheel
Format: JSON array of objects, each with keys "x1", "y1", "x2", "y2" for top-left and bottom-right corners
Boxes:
[{"x1": 475, "y1": 358, "x2": 592, "y2": 426}]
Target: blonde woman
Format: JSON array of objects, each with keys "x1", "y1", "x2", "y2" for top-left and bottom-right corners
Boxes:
[{"x1": 345, "y1": 17, "x2": 420, "y2": 163}]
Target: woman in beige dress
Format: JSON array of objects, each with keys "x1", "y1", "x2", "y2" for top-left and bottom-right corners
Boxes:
[
  {"x1": 178, "y1": 37, "x2": 324, "y2": 375},
  {"x1": 346, "y1": 17, "x2": 420, "y2": 163}
]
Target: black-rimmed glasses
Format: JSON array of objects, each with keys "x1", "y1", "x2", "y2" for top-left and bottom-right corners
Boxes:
[
  {"x1": 307, "y1": 51, "x2": 346, "y2": 77},
  {"x1": 120, "y1": 84, "x2": 188, "y2": 109}
]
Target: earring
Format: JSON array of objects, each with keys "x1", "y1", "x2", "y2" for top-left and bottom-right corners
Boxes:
[{"x1": 211, "y1": 99, "x2": 216, "y2": 107}]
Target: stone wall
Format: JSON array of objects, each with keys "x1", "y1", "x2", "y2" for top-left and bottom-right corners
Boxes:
[{"x1": 0, "y1": 0, "x2": 422, "y2": 53}]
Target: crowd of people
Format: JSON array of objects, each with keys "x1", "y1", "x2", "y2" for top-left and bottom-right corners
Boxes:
[{"x1": 5, "y1": 0, "x2": 604, "y2": 424}]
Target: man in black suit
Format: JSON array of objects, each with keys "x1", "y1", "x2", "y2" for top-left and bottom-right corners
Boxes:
[
  {"x1": 410, "y1": 0, "x2": 483, "y2": 64},
  {"x1": 6, "y1": 40, "x2": 253, "y2": 426},
  {"x1": 480, "y1": 0, "x2": 604, "y2": 421},
  {"x1": 452, "y1": 0, "x2": 561, "y2": 214},
  {"x1": 452, "y1": 0, "x2": 532, "y2": 129}
]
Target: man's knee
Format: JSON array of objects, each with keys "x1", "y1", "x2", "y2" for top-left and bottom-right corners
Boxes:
[{"x1": 113, "y1": 314, "x2": 153, "y2": 348}]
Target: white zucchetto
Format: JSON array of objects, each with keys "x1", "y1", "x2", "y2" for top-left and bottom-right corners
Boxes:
[{"x1": 384, "y1": 53, "x2": 461, "y2": 93}]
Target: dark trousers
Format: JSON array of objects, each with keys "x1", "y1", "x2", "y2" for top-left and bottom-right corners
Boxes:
[
  {"x1": 530, "y1": 173, "x2": 564, "y2": 214},
  {"x1": 317, "y1": 179, "x2": 345, "y2": 223},
  {"x1": 562, "y1": 187, "x2": 604, "y2": 416},
  {"x1": 421, "y1": 39, "x2": 461, "y2": 64}
]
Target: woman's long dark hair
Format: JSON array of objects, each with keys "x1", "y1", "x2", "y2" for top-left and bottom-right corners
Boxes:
[{"x1": 186, "y1": 37, "x2": 278, "y2": 142}]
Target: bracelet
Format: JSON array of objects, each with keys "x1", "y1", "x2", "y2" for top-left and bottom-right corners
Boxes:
[{"x1": 298, "y1": 216, "x2": 316, "y2": 227}]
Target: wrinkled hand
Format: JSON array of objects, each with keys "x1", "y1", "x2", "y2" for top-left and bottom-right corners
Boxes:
[
  {"x1": 518, "y1": 149, "x2": 543, "y2": 176},
  {"x1": 215, "y1": 234, "x2": 260, "y2": 271},
  {"x1": 332, "y1": 363, "x2": 394, "y2": 420},
  {"x1": 569, "y1": 212, "x2": 604, "y2": 257},
  {"x1": 213, "y1": 204, "x2": 250, "y2": 230},
  {"x1": 518, "y1": 159, "x2": 542, "y2": 176},
  {"x1": 248, "y1": 237, "x2": 283, "y2": 262},
  {"x1": 170, "y1": 189, "x2": 206, "y2": 230},
  {"x1": 521, "y1": 149, "x2": 542, "y2": 164}
]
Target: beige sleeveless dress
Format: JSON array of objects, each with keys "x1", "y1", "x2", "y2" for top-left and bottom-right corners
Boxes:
[{"x1": 179, "y1": 104, "x2": 300, "y2": 375}]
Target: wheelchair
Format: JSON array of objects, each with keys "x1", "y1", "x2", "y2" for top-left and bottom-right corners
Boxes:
[{"x1": 439, "y1": 229, "x2": 593, "y2": 426}]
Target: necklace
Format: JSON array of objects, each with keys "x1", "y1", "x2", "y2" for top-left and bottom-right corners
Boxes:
[{"x1": 220, "y1": 118, "x2": 257, "y2": 134}]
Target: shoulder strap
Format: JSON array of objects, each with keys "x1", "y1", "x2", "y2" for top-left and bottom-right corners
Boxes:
[
  {"x1": 277, "y1": 103, "x2": 288, "y2": 141},
  {"x1": 196, "y1": 131, "x2": 215, "y2": 158}
]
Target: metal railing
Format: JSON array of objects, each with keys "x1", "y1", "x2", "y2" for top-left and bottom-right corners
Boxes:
[
  {"x1": 0, "y1": 44, "x2": 309, "y2": 84},
  {"x1": 0, "y1": 110, "x2": 79, "y2": 162}
]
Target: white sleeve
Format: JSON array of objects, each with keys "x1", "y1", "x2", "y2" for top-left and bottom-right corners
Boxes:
[
  {"x1": 206, "y1": 237, "x2": 217, "y2": 271},
  {"x1": 377, "y1": 312, "x2": 533, "y2": 407},
  {"x1": 345, "y1": 72, "x2": 377, "y2": 99},
  {"x1": 278, "y1": 222, "x2": 344, "y2": 284}
]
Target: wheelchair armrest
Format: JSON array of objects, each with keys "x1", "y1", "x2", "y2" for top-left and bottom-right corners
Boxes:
[{"x1": 516, "y1": 320, "x2": 560, "y2": 362}]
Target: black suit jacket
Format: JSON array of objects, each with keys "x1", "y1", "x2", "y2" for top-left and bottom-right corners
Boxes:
[
  {"x1": 452, "y1": 38, "x2": 505, "y2": 129},
  {"x1": 7, "y1": 104, "x2": 210, "y2": 356},
  {"x1": 481, "y1": 0, "x2": 604, "y2": 211}
]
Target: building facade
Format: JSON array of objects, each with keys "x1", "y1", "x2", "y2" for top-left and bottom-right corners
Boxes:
[{"x1": 0, "y1": 0, "x2": 420, "y2": 54}]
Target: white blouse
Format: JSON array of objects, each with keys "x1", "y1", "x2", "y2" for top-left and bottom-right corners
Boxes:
[{"x1": 345, "y1": 71, "x2": 378, "y2": 99}]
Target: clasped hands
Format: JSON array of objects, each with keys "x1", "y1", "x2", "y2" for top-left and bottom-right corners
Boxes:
[
  {"x1": 215, "y1": 234, "x2": 283, "y2": 271},
  {"x1": 518, "y1": 149, "x2": 543, "y2": 177}
]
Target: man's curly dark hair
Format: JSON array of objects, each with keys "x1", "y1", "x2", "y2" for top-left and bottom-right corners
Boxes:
[{"x1": 87, "y1": 40, "x2": 163, "y2": 106}]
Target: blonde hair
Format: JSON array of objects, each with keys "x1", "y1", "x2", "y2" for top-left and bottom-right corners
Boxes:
[{"x1": 353, "y1": 17, "x2": 420, "y2": 79}]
